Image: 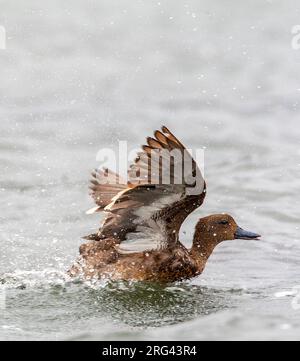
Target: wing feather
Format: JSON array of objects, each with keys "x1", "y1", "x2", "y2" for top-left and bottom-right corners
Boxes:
[{"x1": 87, "y1": 168, "x2": 128, "y2": 213}]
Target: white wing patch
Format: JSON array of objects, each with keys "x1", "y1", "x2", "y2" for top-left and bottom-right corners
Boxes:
[
  {"x1": 117, "y1": 225, "x2": 165, "y2": 253},
  {"x1": 117, "y1": 193, "x2": 181, "y2": 253},
  {"x1": 132, "y1": 191, "x2": 181, "y2": 220}
]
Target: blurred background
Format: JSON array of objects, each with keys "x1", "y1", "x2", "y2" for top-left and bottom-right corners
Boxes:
[{"x1": 1, "y1": 0, "x2": 300, "y2": 340}]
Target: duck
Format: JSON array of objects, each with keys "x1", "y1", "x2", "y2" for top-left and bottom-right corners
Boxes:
[{"x1": 69, "y1": 126, "x2": 260, "y2": 282}]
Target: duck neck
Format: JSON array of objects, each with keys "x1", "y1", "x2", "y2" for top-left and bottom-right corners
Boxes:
[{"x1": 189, "y1": 230, "x2": 219, "y2": 267}]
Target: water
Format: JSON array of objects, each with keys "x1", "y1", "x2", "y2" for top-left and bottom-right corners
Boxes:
[{"x1": 1, "y1": 0, "x2": 300, "y2": 340}]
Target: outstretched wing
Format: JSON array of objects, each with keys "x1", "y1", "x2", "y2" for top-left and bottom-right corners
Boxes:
[{"x1": 89, "y1": 126, "x2": 206, "y2": 253}]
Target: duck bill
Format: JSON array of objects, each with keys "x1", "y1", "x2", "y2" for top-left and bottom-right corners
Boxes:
[{"x1": 235, "y1": 226, "x2": 261, "y2": 240}]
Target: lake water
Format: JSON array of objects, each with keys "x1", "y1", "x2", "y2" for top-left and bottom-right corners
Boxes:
[{"x1": 1, "y1": 0, "x2": 300, "y2": 340}]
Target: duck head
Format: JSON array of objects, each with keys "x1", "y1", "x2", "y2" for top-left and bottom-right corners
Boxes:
[{"x1": 194, "y1": 213, "x2": 261, "y2": 245}]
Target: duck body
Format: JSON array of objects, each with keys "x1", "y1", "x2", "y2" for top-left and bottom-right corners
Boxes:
[
  {"x1": 70, "y1": 241, "x2": 205, "y2": 282},
  {"x1": 70, "y1": 126, "x2": 260, "y2": 282}
]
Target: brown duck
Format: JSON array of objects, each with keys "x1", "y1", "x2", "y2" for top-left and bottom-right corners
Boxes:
[{"x1": 69, "y1": 126, "x2": 260, "y2": 282}]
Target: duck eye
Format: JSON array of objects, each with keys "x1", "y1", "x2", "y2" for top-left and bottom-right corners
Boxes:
[{"x1": 219, "y1": 220, "x2": 229, "y2": 225}]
